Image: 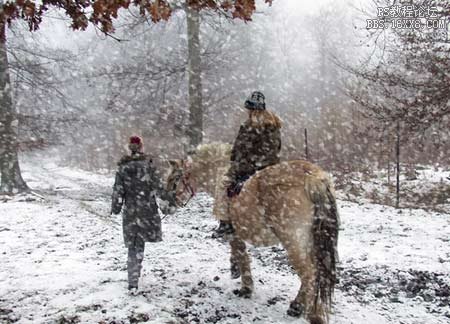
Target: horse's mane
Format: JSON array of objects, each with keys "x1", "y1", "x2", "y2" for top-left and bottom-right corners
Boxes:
[
  {"x1": 187, "y1": 142, "x2": 232, "y2": 196},
  {"x1": 193, "y1": 142, "x2": 231, "y2": 166}
]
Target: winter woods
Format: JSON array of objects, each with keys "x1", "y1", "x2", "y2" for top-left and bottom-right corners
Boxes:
[
  {"x1": 1, "y1": 0, "x2": 274, "y2": 32},
  {"x1": 0, "y1": 0, "x2": 274, "y2": 193},
  {"x1": 0, "y1": 0, "x2": 449, "y2": 209},
  {"x1": 0, "y1": 2, "x2": 449, "y2": 323},
  {"x1": 342, "y1": 0, "x2": 450, "y2": 206}
]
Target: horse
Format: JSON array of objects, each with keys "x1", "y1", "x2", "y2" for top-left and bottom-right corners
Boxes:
[{"x1": 166, "y1": 143, "x2": 339, "y2": 324}]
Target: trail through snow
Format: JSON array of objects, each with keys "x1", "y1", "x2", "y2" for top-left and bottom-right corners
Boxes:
[{"x1": 0, "y1": 158, "x2": 449, "y2": 324}]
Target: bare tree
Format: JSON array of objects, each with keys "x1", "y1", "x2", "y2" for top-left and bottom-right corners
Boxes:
[
  {"x1": 186, "y1": 5, "x2": 203, "y2": 150},
  {"x1": 0, "y1": 18, "x2": 28, "y2": 193}
]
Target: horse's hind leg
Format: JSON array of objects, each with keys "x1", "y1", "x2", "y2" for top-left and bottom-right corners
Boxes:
[
  {"x1": 279, "y1": 236, "x2": 326, "y2": 324},
  {"x1": 230, "y1": 255, "x2": 241, "y2": 279},
  {"x1": 229, "y1": 236, "x2": 253, "y2": 298},
  {"x1": 282, "y1": 242, "x2": 312, "y2": 316}
]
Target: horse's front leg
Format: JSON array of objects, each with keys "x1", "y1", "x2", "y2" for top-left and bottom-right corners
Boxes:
[{"x1": 229, "y1": 236, "x2": 253, "y2": 298}]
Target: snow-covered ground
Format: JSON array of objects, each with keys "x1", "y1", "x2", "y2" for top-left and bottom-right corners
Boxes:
[
  {"x1": 336, "y1": 167, "x2": 450, "y2": 213},
  {"x1": 1, "y1": 157, "x2": 449, "y2": 324}
]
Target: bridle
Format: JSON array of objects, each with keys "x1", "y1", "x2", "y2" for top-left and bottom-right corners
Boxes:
[{"x1": 175, "y1": 163, "x2": 196, "y2": 207}]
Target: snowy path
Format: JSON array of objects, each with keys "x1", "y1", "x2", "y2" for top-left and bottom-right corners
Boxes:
[{"x1": 0, "y1": 160, "x2": 449, "y2": 324}]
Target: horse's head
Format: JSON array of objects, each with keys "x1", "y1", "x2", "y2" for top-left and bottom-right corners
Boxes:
[{"x1": 166, "y1": 158, "x2": 196, "y2": 207}]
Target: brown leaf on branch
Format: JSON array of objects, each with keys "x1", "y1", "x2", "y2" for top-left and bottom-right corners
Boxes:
[
  {"x1": 148, "y1": 0, "x2": 172, "y2": 23},
  {"x1": 1, "y1": 0, "x2": 275, "y2": 33},
  {"x1": 232, "y1": 0, "x2": 256, "y2": 20}
]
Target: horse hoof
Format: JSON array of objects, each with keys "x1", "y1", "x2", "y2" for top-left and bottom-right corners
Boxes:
[
  {"x1": 233, "y1": 287, "x2": 252, "y2": 298},
  {"x1": 230, "y1": 263, "x2": 241, "y2": 279},
  {"x1": 287, "y1": 301, "x2": 304, "y2": 317},
  {"x1": 308, "y1": 316, "x2": 325, "y2": 324}
]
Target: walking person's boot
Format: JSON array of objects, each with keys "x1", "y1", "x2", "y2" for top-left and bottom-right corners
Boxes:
[{"x1": 213, "y1": 220, "x2": 235, "y2": 238}]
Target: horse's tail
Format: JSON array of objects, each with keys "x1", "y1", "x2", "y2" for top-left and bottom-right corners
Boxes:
[{"x1": 305, "y1": 175, "x2": 339, "y2": 315}]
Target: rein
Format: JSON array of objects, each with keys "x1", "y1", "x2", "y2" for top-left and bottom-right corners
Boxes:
[
  {"x1": 162, "y1": 170, "x2": 196, "y2": 221},
  {"x1": 176, "y1": 169, "x2": 196, "y2": 207}
]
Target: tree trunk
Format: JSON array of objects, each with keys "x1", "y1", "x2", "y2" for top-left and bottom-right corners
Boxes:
[
  {"x1": 387, "y1": 133, "x2": 391, "y2": 186},
  {"x1": 395, "y1": 120, "x2": 400, "y2": 209},
  {"x1": 0, "y1": 19, "x2": 28, "y2": 194},
  {"x1": 186, "y1": 6, "x2": 203, "y2": 151},
  {"x1": 304, "y1": 128, "x2": 309, "y2": 161}
]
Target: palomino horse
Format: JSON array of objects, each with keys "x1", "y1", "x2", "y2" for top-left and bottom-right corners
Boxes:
[{"x1": 166, "y1": 143, "x2": 339, "y2": 324}]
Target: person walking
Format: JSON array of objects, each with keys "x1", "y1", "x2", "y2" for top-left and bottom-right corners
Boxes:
[{"x1": 111, "y1": 135, "x2": 176, "y2": 294}]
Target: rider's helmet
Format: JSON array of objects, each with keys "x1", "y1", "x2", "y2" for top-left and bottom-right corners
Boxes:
[{"x1": 244, "y1": 91, "x2": 266, "y2": 110}]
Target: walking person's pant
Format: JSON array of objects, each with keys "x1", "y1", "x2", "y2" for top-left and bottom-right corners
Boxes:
[{"x1": 127, "y1": 236, "x2": 145, "y2": 289}]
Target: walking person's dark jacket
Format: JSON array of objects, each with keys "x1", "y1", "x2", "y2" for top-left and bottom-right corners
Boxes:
[{"x1": 111, "y1": 152, "x2": 175, "y2": 246}]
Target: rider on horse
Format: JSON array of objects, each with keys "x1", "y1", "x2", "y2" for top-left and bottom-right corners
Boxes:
[{"x1": 215, "y1": 91, "x2": 282, "y2": 237}]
